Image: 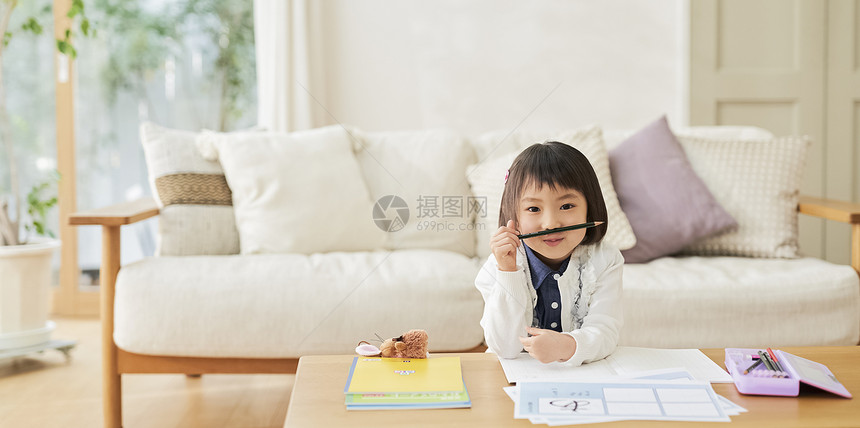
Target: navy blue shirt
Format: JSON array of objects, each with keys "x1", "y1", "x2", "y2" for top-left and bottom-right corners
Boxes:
[{"x1": 524, "y1": 244, "x2": 570, "y2": 332}]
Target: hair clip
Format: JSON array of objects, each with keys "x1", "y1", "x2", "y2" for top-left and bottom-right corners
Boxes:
[{"x1": 504, "y1": 169, "x2": 509, "y2": 184}]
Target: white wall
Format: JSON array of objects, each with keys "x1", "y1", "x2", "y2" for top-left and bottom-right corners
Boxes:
[{"x1": 309, "y1": 0, "x2": 687, "y2": 137}]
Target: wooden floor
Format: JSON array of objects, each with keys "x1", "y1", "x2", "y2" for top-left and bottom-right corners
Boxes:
[{"x1": 0, "y1": 317, "x2": 294, "y2": 428}]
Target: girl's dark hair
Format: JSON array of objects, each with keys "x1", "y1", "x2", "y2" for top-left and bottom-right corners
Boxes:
[{"x1": 499, "y1": 141, "x2": 608, "y2": 245}]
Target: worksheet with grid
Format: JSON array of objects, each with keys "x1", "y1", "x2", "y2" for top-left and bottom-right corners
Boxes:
[{"x1": 514, "y1": 379, "x2": 730, "y2": 423}]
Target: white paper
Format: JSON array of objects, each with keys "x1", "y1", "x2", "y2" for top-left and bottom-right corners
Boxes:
[
  {"x1": 606, "y1": 401, "x2": 663, "y2": 416},
  {"x1": 606, "y1": 347, "x2": 733, "y2": 383},
  {"x1": 498, "y1": 352, "x2": 617, "y2": 383},
  {"x1": 717, "y1": 395, "x2": 747, "y2": 415},
  {"x1": 503, "y1": 366, "x2": 744, "y2": 425},
  {"x1": 619, "y1": 367, "x2": 695, "y2": 381},
  {"x1": 662, "y1": 402, "x2": 721, "y2": 417},
  {"x1": 539, "y1": 398, "x2": 606, "y2": 415},
  {"x1": 657, "y1": 387, "x2": 711, "y2": 403},
  {"x1": 541, "y1": 416, "x2": 628, "y2": 426},
  {"x1": 515, "y1": 379, "x2": 730, "y2": 423},
  {"x1": 604, "y1": 387, "x2": 657, "y2": 402},
  {"x1": 499, "y1": 346, "x2": 733, "y2": 384}
]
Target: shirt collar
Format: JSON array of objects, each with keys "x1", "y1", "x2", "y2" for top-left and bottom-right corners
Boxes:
[{"x1": 524, "y1": 243, "x2": 571, "y2": 290}]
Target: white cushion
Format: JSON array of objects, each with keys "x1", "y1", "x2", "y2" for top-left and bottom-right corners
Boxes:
[
  {"x1": 353, "y1": 129, "x2": 478, "y2": 257},
  {"x1": 197, "y1": 126, "x2": 386, "y2": 255},
  {"x1": 603, "y1": 126, "x2": 775, "y2": 151},
  {"x1": 140, "y1": 122, "x2": 240, "y2": 256},
  {"x1": 113, "y1": 250, "x2": 486, "y2": 358},
  {"x1": 467, "y1": 126, "x2": 636, "y2": 259},
  {"x1": 676, "y1": 135, "x2": 809, "y2": 258},
  {"x1": 620, "y1": 256, "x2": 860, "y2": 348}
]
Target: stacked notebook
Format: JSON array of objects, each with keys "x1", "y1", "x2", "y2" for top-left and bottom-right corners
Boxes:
[{"x1": 343, "y1": 356, "x2": 471, "y2": 410}]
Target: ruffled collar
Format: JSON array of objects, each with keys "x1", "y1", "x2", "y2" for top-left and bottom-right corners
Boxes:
[{"x1": 570, "y1": 244, "x2": 597, "y2": 328}]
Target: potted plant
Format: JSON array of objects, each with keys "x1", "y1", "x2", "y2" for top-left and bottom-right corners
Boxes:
[
  {"x1": 0, "y1": 0, "x2": 89, "y2": 350},
  {"x1": 0, "y1": 179, "x2": 60, "y2": 350}
]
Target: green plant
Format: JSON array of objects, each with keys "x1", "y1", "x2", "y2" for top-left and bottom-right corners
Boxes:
[
  {"x1": 0, "y1": 0, "x2": 90, "y2": 245},
  {"x1": 23, "y1": 172, "x2": 59, "y2": 241}
]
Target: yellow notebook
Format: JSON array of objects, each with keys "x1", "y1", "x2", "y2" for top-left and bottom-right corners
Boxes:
[{"x1": 344, "y1": 356, "x2": 464, "y2": 394}]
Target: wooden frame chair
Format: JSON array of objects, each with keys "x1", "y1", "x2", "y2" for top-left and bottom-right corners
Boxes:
[{"x1": 70, "y1": 195, "x2": 860, "y2": 428}]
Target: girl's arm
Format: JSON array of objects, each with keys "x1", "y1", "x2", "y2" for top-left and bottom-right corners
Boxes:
[
  {"x1": 563, "y1": 245, "x2": 624, "y2": 366},
  {"x1": 474, "y1": 256, "x2": 533, "y2": 359}
]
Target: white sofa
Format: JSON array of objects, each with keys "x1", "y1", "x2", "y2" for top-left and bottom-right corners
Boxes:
[{"x1": 71, "y1": 123, "x2": 860, "y2": 428}]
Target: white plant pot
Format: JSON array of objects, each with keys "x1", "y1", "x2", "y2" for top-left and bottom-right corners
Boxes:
[{"x1": 0, "y1": 238, "x2": 61, "y2": 350}]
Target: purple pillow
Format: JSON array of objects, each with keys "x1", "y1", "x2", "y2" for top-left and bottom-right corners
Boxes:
[{"x1": 609, "y1": 116, "x2": 737, "y2": 263}]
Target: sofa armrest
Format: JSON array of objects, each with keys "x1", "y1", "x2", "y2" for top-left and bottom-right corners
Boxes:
[
  {"x1": 798, "y1": 195, "x2": 860, "y2": 224},
  {"x1": 69, "y1": 197, "x2": 159, "y2": 226},
  {"x1": 798, "y1": 195, "x2": 860, "y2": 274},
  {"x1": 68, "y1": 196, "x2": 159, "y2": 421}
]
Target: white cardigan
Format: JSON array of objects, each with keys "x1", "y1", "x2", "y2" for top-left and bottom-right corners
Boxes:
[{"x1": 475, "y1": 240, "x2": 624, "y2": 366}]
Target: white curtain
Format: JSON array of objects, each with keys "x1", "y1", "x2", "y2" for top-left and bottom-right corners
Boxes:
[{"x1": 253, "y1": 0, "x2": 314, "y2": 132}]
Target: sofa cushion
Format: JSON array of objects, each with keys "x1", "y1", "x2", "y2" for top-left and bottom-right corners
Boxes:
[
  {"x1": 467, "y1": 125, "x2": 636, "y2": 259},
  {"x1": 607, "y1": 125, "x2": 805, "y2": 258},
  {"x1": 140, "y1": 122, "x2": 240, "y2": 256},
  {"x1": 353, "y1": 129, "x2": 479, "y2": 257},
  {"x1": 676, "y1": 135, "x2": 809, "y2": 258},
  {"x1": 197, "y1": 126, "x2": 387, "y2": 255},
  {"x1": 609, "y1": 116, "x2": 737, "y2": 263},
  {"x1": 619, "y1": 256, "x2": 860, "y2": 348},
  {"x1": 603, "y1": 126, "x2": 775, "y2": 151},
  {"x1": 113, "y1": 250, "x2": 486, "y2": 358}
]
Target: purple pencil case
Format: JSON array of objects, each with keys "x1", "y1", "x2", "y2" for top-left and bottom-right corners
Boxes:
[{"x1": 724, "y1": 348, "x2": 852, "y2": 398}]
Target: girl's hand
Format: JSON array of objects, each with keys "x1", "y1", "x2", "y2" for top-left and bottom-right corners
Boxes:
[
  {"x1": 519, "y1": 327, "x2": 577, "y2": 363},
  {"x1": 490, "y1": 219, "x2": 520, "y2": 272}
]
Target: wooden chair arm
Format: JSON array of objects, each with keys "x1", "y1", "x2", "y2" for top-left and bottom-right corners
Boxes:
[
  {"x1": 69, "y1": 197, "x2": 159, "y2": 227},
  {"x1": 798, "y1": 195, "x2": 860, "y2": 274},
  {"x1": 798, "y1": 195, "x2": 860, "y2": 224},
  {"x1": 67, "y1": 197, "x2": 159, "y2": 427}
]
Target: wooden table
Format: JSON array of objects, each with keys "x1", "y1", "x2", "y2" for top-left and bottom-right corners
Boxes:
[{"x1": 284, "y1": 347, "x2": 859, "y2": 427}]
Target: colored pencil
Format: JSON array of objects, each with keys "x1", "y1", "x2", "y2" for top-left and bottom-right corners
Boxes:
[
  {"x1": 767, "y1": 348, "x2": 784, "y2": 372},
  {"x1": 516, "y1": 221, "x2": 605, "y2": 240},
  {"x1": 743, "y1": 358, "x2": 763, "y2": 375},
  {"x1": 758, "y1": 351, "x2": 774, "y2": 371}
]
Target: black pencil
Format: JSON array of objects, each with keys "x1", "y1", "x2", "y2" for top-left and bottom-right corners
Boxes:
[
  {"x1": 516, "y1": 221, "x2": 605, "y2": 240},
  {"x1": 758, "y1": 351, "x2": 775, "y2": 371},
  {"x1": 743, "y1": 358, "x2": 763, "y2": 375}
]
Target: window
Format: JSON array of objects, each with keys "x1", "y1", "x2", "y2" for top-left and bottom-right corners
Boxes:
[
  {"x1": 0, "y1": 1, "x2": 57, "y2": 245},
  {"x1": 72, "y1": 0, "x2": 256, "y2": 287}
]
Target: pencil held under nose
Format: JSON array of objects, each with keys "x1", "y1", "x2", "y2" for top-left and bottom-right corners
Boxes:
[{"x1": 516, "y1": 221, "x2": 605, "y2": 240}]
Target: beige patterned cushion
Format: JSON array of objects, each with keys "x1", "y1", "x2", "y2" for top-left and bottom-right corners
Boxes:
[
  {"x1": 140, "y1": 122, "x2": 240, "y2": 256},
  {"x1": 196, "y1": 126, "x2": 387, "y2": 255},
  {"x1": 353, "y1": 129, "x2": 479, "y2": 257},
  {"x1": 677, "y1": 135, "x2": 809, "y2": 258},
  {"x1": 467, "y1": 126, "x2": 636, "y2": 259}
]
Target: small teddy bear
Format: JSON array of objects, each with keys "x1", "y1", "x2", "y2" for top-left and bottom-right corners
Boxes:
[{"x1": 356, "y1": 329, "x2": 429, "y2": 359}]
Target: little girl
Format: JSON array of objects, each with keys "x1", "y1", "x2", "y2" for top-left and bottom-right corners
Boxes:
[{"x1": 475, "y1": 141, "x2": 623, "y2": 365}]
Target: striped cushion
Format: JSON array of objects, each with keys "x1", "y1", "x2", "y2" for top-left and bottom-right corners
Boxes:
[{"x1": 140, "y1": 122, "x2": 240, "y2": 256}]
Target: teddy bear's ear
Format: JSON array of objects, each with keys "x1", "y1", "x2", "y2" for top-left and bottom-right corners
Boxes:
[
  {"x1": 356, "y1": 342, "x2": 381, "y2": 357},
  {"x1": 380, "y1": 339, "x2": 396, "y2": 357},
  {"x1": 395, "y1": 342, "x2": 407, "y2": 351}
]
